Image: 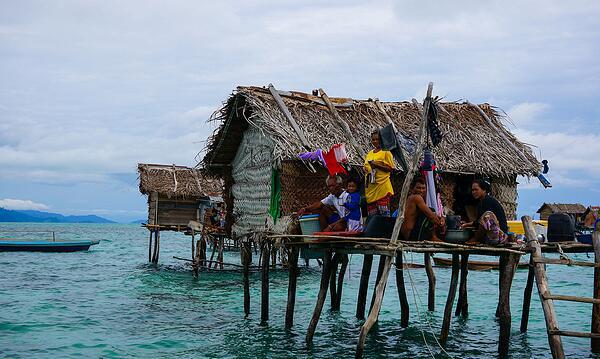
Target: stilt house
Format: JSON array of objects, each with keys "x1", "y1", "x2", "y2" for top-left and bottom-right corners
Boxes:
[
  {"x1": 138, "y1": 163, "x2": 223, "y2": 230},
  {"x1": 202, "y1": 86, "x2": 540, "y2": 236}
]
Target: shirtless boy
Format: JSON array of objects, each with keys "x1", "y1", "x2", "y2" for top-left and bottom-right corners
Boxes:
[{"x1": 400, "y1": 177, "x2": 443, "y2": 241}]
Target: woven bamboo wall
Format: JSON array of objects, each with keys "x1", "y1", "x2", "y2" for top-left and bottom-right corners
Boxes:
[
  {"x1": 230, "y1": 127, "x2": 274, "y2": 235},
  {"x1": 491, "y1": 176, "x2": 518, "y2": 220},
  {"x1": 280, "y1": 161, "x2": 330, "y2": 215}
]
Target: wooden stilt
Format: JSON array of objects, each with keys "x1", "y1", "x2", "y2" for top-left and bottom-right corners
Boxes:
[
  {"x1": 356, "y1": 254, "x2": 373, "y2": 319},
  {"x1": 148, "y1": 230, "x2": 153, "y2": 262},
  {"x1": 208, "y1": 235, "x2": 217, "y2": 269},
  {"x1": 330, "y1": 253, "x2": 340, "y2": 309},
  {"x1": 523, "y1": 216, "x2": 564, "y2": 359},
  {"x1": 306, "y1": 250, "x2": 333, "y2": 344},
  {"x1": 333, "y1": 254, "x2": 349, "y2": 311},
  {"x1": 520, "y1": 253, "x2": 535, "y2": 333},
  {"x1": 261, "y1": 241, "x2": 270, "y2": 324},
  {"x1": 439, "y1": 253, "x2": 459, "y2": 346},
  {"x1": 498, "y1": 253, "x2": 520, "y2": 357},
  {"x1": 496, "y1": 253, "x2": 507, "y2": 318},
  {"x1": 152, "y1": 230, "x2": 160, "y2": 263},
  {"x1": 592, "y1": 229, "x2": 600, "y2": 351},
  {"x1": 285, "y1": 246, "x2": 300, "y2": 328},
  {"x1": 455, "y1": 253, "x2": 469, "y2": 317},
  {"x1": 243, "y1": 240, "x2": 251, "y2": 318},
  {"x1": 369, "y1": 255, "x2": 386, "y2": 315},
  {"x1": 396, "y1": 250, "x2": 409, "y2": 328},
  {"x1": 424, "y1": 253, "x2": 436, "y2": 311},
  {"x1": 191, "y1": 230, "x2": 195, "y2": 260}
]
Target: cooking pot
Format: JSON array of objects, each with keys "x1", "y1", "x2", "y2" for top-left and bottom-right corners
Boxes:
[{"x1": 446, "y1": 215, "x2": 462, "y2": 230}]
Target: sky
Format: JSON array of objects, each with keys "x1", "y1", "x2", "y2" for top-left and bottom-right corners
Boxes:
[{"x1": 1, "y1": 0, "x2": 599, "y2": 222}]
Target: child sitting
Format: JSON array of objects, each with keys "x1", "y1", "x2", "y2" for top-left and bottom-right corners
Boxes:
[{"x1": 343, "y1": 179, "x2": 363, "y2": 231}]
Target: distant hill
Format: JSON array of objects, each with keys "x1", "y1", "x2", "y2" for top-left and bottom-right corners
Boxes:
[
  {"x1": 129, "y1": 219, "x2": 147, "y2": 224},
  {"x1": 0, "y1": 208, "x2": 116, "y2": 223}
]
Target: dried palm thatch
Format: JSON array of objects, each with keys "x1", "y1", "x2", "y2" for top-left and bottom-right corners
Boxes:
[
  {"x1": 203, "y1": 86, "x2": 539, "y2": 178},
  {"x1": 138, "y1": 163, "x2": 222, "y2": 199}
]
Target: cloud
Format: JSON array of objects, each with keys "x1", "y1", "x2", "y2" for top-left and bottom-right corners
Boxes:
[
  {"x1": 0, "y1": 198, "x2": 49, "y2": 210},
  {"x1": 507, "y1": 102, "x2": 550, "y2": 127}
]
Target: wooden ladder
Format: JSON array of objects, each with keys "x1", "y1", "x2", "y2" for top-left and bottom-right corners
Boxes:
[{"x1": 521, "y1": 216, "x2": 600, "y2": 359}]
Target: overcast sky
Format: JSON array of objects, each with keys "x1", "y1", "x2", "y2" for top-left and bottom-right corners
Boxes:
[{"x1": 1, "y1": 0, "x2": 599, "y2": 222}]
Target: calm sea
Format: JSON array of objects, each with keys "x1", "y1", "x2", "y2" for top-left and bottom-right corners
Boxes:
[{"x1": 0, "y1": 223, "x2": 598, "y2": 358}]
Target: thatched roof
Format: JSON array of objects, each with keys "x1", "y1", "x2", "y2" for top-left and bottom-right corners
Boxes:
[
  {"x1": 138, "y1": 163, "x2": 222, "y2": 198},
  {"x1": 537, "y1": 203, "x2": 587, "y2": 215},
  {"x1": 203, "y1": 86, "x2": 540, "y2": 178}
]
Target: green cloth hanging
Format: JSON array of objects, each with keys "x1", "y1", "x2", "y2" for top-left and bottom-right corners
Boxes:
[{"x1": 268, "y1": 168, "x2": 281, "y2": 223}]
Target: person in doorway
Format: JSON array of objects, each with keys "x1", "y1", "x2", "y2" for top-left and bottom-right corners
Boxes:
[
  {"x1": 297, "y1": 175, "x2": 348, "y2": 231},
  {"x1": 400, "y1": 176, "x2": 443, "y2": 241},
  {"x1": 461, "y1": 179, "x2": 509, "y2": 245},
  {"x1": 364, "y1": 129, "x2": 395, "y2": 216}
]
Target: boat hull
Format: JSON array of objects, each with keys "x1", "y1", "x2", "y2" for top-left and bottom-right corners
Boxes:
[{"x1": 0, "y1": 240, "x2": 100, "y2": 252}]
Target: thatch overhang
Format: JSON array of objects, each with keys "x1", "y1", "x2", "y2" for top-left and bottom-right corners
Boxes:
[
  {"x1": 537, "y1": 203, "x2": 587, "y2": 215},
  {"x1": 202, "y1": 86, "x2": 540, "y2": 179},
  {"x1": 137, "y1": 163, "x2": 222, "y2": 199}
]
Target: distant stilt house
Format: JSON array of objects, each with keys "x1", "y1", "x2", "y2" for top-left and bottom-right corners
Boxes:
[
  {"x1": 137, "y1": 163, "x2": 223, "y2": 264},
  {"x1": 583, "y1": 206, "x2": 600, "y2": 227},
  {"x1": 202, "y1": 86, "x2": 540, "y2": 236},
  {"x1": 536, "y1": 203, "x2": 587, "y2": 221},
  {"x1": 137, "y1": 163, "x2": 223, "y2": 230}
]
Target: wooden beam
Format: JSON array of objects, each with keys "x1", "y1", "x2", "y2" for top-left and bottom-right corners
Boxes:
[
  {"x1": 523, "y1": 216, "x2": 565, "y2": 359},
  {"x1": 550, "y1": 330, "x2": 600, "y2": 339},
  {"x1": 543, "y1": 293, "x2": 600, "y2": 305},
  {"x1": 440, "y1": 253, "x2": 460, "y2": 345},
  {"x1": 268, "y1": 84, "x2": 311, "y2": 150},
  {"x1": 319, "y1": 88, "x2": 363, "y2": 158},
  {"x1": 535, "y1": 258, "x2": 600, "y2": 268}
]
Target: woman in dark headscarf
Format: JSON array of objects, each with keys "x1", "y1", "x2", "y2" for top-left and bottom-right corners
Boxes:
[{"x1": 462, "y1": 179, "x2": 508, "y2": 245}]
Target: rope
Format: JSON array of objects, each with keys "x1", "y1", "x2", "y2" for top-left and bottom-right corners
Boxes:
[{"x1": 397, "y1": 248, "x2": 454, "y2": 358}]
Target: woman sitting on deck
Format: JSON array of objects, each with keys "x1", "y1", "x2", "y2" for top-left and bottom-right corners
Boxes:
[
  {"x1": 363, "y1": 129, "x2": 395, "y2": 217},
  {"x1": 462, "y1": 179, "x2": 509, "y2": 245}
]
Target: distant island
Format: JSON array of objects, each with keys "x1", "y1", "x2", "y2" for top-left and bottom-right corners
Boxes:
[{"x1": 0, "y1": 208, "x2": 115, "y2": 223}]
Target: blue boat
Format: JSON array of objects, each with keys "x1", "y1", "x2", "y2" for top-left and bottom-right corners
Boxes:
[{"x1": 0, "y1": 239, "x2": 100, "y2": 252}]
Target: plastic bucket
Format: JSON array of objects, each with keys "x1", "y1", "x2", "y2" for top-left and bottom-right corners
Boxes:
[{"x1": 299, "y1": 214, "x2": 321, "y2": 235}]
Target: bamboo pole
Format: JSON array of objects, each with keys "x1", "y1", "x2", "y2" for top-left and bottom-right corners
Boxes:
[
  {"x1": 306, "y1": 250, "x2": 333, "y2": 344},
  {"x1": 592, "y1": 228, "x2": 600, "y2": 351},
  {"x1": 424, "y1": 253, "x2": 436, "y2": 311},
  {"x1": 356, "y1": 82, "x2": 433, "y2": 358},
  {"x1": 520, "y1": 254, "x2": 535, "y2": 333},
  {"x1": 396, "y1": 250, "x2": 409, "y2": 327},
  {"x1": 369, "y1": 256, "x2": 386, "y2": 315},
  {"x1": 268, "y1": 84, "x2": 311, "y2": 150},
  {"x1": 440, "y1": 253, "x2": 460, "y2": 345},
  {"x1": 319, "y1": 89, "x2": 363, "y2": 158},
  {"x1": 523, "y1": 215, "x2": 564, "y2": 359},
  {"x1": 356, "y1": 254, "x2": 373, "y2": 319}
]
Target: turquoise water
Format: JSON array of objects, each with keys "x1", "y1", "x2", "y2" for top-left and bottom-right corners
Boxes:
[{"x1": 0, "y1": 223, "x2": 598, "y2": 358}]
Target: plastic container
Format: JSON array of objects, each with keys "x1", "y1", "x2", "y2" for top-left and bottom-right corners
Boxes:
[
  {"x1": 547, "y1": 213, "x2": 575, "y2": 242},
  {"x1": 299, "y1": 214, "x2": 321, "y2": 235}
]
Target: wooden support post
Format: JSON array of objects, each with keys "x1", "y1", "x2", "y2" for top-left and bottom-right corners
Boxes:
[
  {"x1": 520, "y1": 253, "x2": 535, "y2": 333},
  {"x1": 369, "y1": 255, "x2": 386, "y2": 315},
  {"x1": 396, "y1": 250, "x2": 409, "y2": 328},
  {"x1": 523, "y1": 216, "x2": 565, "y2": 359},
  {"x1": 243, "y1": 240, "x2": 251, "y2": 318},
  {"x1": 191, "y1": 230, "x2": 195, "y2": 260},
  {"x1": 285, "y1": 246, "x2": 300, "y2": 328},
  {"x1": 261, "y1": 241, "x2": 270, "y2": 324},
  {"x1": 439, "y1": 253, "x2": 460, "y2": 346},
  {"x1": 455, "y1": 253, "x2": 469, "y2": 317},
  {"x1": 592, "y1": 228, "x2": 600, "y2": 351},
  {"x1": 208, "y1": 235, "x2": 217, "y2": 269},
  {"x1": 333, "y1": 254, "x2": 349, "y2": 311},
  {"x1": 498, "y1": 253, "x2": 520, "y2": 357},
  {"x1": 148, "y1": 230, "x2": 153, "y2": 262},
  {"x1": 356, "y1": 254, "x2": 373, "y2": 319},
  {"x1": 424, "y1": 253, "x2": 436, "y2": 311},
  {"x1": 330, "y1": 253, "x2": 340, "y2": 309},
  {"x1": 152, "y1": 230, "x2": 160, "y2": 263},
  {"x1": 306, "y1": 250, "x2": 333, "y2": 344}
]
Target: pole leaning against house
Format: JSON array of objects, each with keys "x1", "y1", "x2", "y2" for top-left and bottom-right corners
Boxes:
[{"x1": 356, "y1": 82, "x2": 434, "y2": 358}]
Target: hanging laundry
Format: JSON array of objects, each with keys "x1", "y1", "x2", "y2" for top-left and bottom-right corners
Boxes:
[
  {"x1": 379, "y1": 124, "x2": 409, "y2": 172},
  {"x1": 298, "y1": 148, "x2": 326, "y2": 166},
  {"x1": 332, "y1": 143, "x2": 348, "y2": 163},
  {"x1": 420, "y1": 149, "x2": 438, "y2": 212},
  {"x1": 322, "y1": 145, "x2": 347, "y2": 176}
]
